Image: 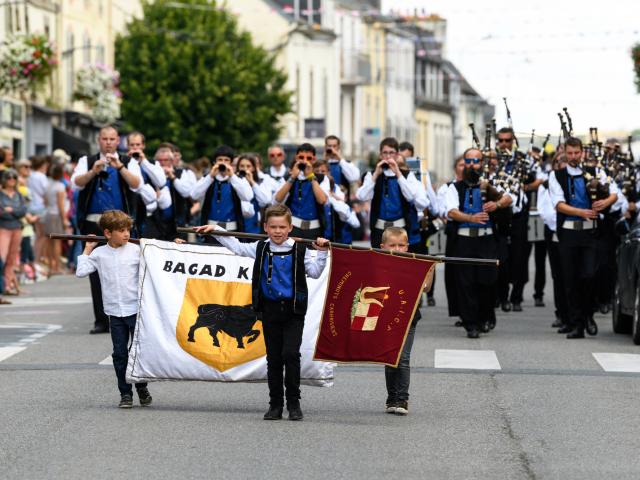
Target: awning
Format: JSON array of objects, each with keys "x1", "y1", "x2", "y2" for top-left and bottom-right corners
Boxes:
[{"x1": 52, "y1": 126, "x2": 90, "y2": 156}]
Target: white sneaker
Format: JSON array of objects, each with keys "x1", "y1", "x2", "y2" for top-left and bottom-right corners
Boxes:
[{"x1": 385, "y1": 403, "x2": 397, "y2": 414}]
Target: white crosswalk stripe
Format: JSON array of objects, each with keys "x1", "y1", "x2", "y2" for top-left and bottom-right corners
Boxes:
[
  {"x1": 434, "y1": 349, "x2": 501, "y2": 370},
  {"x1": 99, "y1": 356, "x2": 113, "y2": 365},
  {"x1": 0, "y1": 346, "x2": 27, "y2": 363},
  {"x1": 592, "y1": 353, "x2": 640, "y2": 373},
  {"x1": 0, "y1": 324, "x2": 61, "y2": 362}
]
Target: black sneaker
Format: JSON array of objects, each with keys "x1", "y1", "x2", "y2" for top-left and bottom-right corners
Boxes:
[
  {"x1": 263, "y1": 405, "x2": 283, "y2": 420},
  {"x1": 534, "y1": 297, "x2": 545, "y2": 307},
  {"x1": 512, "y1": 302, "x2": 523, "y2": 312},
  {"x1": 137, "y1": 387, "x2": 152, "y2": 407},
  {"x1": 118, "y1": 394, "x2": 133, "y2": 409},
  {"x1": 287, "y1": 403, "x2": 303, "y2": 421},
  {"x1": 427, "y1": 297, "x2": 436, "y2": 307},
  {"x1": 395, "y1": 401, "x2": 408, "y2": 415},
  {"x1": 501, "y1": 302, "x2": 512, "y2": 312},
  {"x1": 385, "y1": 402, "x2": 397, "y2": 414},
  {"x1": 467, "y1": 329, "x2": 480, "y2": 339}
]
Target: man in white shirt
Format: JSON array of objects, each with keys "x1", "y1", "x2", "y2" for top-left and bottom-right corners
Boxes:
[
  {"x1": 323, "y1": 135, "x2": 360, "y2": 200},
  {"x1": 548, "y1": 137, "x2": 618, "y2": 338},
  {"x1": 266, "y1": 145, "x2": 289, "y2": 185},
  {"x1": 76, "y1": 210, "x2": 151, "y2": 409},
  {"x1": 356, "y1": 137, "x2": 429, "y2": 249},
  {"x1": 70, "y1": 125, "x2": 143, "y2": 334}
]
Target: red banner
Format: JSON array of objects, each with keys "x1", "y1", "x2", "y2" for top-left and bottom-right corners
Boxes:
[{"x1": 314, "y1": 247, "x2": 435, "y2": 367}]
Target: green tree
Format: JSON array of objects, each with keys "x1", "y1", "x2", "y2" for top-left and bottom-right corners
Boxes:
[{"x1": 115, "y1": 0, "x2": 291, "y2": 160}]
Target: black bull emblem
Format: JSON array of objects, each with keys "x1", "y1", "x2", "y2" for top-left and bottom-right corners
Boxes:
[{"x1": 187, "y1": 304, "x2": 260, "y2": 349}]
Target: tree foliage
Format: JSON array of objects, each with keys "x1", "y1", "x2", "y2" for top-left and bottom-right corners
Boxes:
[{"x1": 115, "y1": 0, "x2": 291, "y2": 160}]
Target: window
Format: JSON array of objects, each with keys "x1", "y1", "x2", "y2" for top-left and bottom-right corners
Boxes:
[
  {"x1": 83, "y1": 34, "x2": 91, "y2": 65},
  {"x1": 66, "y1": 32, "x2": 75, "y2": 102},
  {"x1": 96, "y1": 43, "x2": 105, "y2": 64},
  {"x1": 6, "y1": 5, "x2": 13, "y2": 33},
  {"x1": 44, "y1": 17, "x2": 50, "y2": 38}
]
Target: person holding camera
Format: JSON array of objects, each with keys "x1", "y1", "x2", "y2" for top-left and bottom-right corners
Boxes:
[
  {"x1": 126, "y1": 132, "x2": 167, "y2": 239},
  {"x1": 274, "y1": 143, "x2": 329, "y2": 240},
  {"x1": 324, "y1": 135, "x2": 360, "y2": 199},
  {"x1": 191, "y1": 145, "x2": 253, "y2": 238},
  {"x1": 155, "y1": 146, "x2": 196, "y2": 238},
  {"x1": 236, "y1": 153, "x2": 273, "y2": 234},
  {"x1": 356, "y1": 137, "x2": 429, "y2": 249},
  {"x1": 70, "y1": 125, "x2": 143, "y2": 334}
]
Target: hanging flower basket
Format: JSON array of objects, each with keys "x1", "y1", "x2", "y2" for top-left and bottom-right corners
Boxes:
[
  {"x1": 0, "y1": 34, "x2": 57, "y2": 97},
  {"x1": 73, "y1": 64, "x2": 121, "y2": 124}
]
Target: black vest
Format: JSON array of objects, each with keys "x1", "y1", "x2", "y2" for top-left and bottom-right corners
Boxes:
[
  {"x1": 251, "y1": 241, "x2": 308, "y2": 315},
  {"x1": 554, "y1": 167, "x2": 592, "y2": 232},
  {"x1": 200, "y1": 175, "x2": 244, "y2": 232},
  {"x1": 168, "y1": 168, "x2": 192, "y2": 227},
  {"x1": 77, "y1": 153, "x2": 136, "y2": 232},
  {"x1": 450, "y1": 181, "x2": 503, "y2": 238}
]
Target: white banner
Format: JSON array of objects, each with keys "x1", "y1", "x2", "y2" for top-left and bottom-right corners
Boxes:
[{"x1": 126, "y1": 239, "x2": 334, "y2": 386}]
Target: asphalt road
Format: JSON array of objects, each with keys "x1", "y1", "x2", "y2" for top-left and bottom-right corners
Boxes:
[{"x1": 1, "y1": 260, "x2": 640, "y2": 480}]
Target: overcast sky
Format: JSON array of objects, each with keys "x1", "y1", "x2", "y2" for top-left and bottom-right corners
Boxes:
[{"x1": 381, "y1": 0, "x2": 640, "y2": 137}]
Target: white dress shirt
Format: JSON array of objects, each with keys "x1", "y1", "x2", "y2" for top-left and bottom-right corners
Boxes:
[
  {"x1": 76, "y1": 243, "x2": 140, "y2": 317},
  {"x1": 548, "y1": 165, "x2": 618, "y2": 209},
  {"x1": 356, "y1": 170, "x2": 428, "y2": 210},
  {"x1": 435, "y1": 182, "x2": 453, "y2": 217},
  {"x1": 273, "y1": 174, "x2": 331, "y2": 205},
  {"x1": 71, "y1": 153, "x2": 143, "y2": 193},
  {"x1": 213, "y1": 227, "x2": 328, "y2": 279},
  {"x1": 328, "y1": 158, "x2": 360, "y2": 183},
  {"x1": 537, "y1": 184, "x2": 557, "y2": 231},
  {"x1": 139, "y1": 158, "x2": 166, "y2": 188},
  {"x1": 328, "y1": 195, "x2": 361, "y2": 228},
  {"x1": 172, "y1": 168, "x2": 196, "y2": 199},
  {"x1": 190, "y1": 173, "x2": 254, "y2": 202}
]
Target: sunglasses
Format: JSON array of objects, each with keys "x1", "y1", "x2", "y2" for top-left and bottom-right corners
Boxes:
[
  {"x1": 464, "y1": 157, "x2": 481, "y2": 165},
  {"x1": 269, "y1": 152, "x2": 284, "y2": 158},
  {"x1": 497, "y1": 138, "x2": 513, "y2": 143},
  {"x1": 296, "y1": 155, "x2": 314, "y2": 161}
]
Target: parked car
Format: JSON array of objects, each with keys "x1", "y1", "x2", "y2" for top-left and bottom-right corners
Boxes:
[{"x1": 612, "y1": 217, "x2": 640, "y2": 344}]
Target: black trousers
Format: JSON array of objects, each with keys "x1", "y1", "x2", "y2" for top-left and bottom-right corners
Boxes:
[
  {"x1": 261, "y1": 300, "x2": 305, "y2": 407},
  {"x1": 533, "y1": 241, "x2": 547, "y2": 300},
  {"x1": 509, "y1": 212, "x2": 529, "y2": 304},
  {"x1": 558, "y1": 229, "x2": 598, "y2": 330},
  {"x1": 81, "y1": 220, "x2": 109, "y2": 330},
  {"x1": 545, "y1": 227, "x2": 568, "y2": 322},
  {"x1": 444, "y1": 233, "x2": 459, "y2": 317},
  {"x1": 496, "y1": 234, "x2": 510, "y2": 303},
  {"x1": 453, "y1": 235, "x2": 498, "y2": 331}
]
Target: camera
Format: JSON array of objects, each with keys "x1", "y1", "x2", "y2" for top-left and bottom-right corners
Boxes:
[
  {"x1": 237, "y1": 170, "x2": 246, "y2": 178},
  {"x1": 297, "y1": 162, "x2": 307, "y2": 171},
  {"x1": 381, "y1": 162, "x2": 389, "y2": 170},
  {"x1": 325, "y1": 147, "x2": 333, "y2": 155},
  {"x1": 131, "y1": 152, "x2": 140, "y2": 159},
  {"x1": 218, "y1": 164, "x2": 226, "y2": 173}
]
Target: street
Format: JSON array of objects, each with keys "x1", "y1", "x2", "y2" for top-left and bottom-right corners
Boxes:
[{"x1": 1, "y1": 260, "x2": 640, "y2": 480}]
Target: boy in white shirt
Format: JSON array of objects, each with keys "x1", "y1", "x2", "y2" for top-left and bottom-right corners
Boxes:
[{"x1": 76, "y1": 210, "x2": 151, "y2": 408}]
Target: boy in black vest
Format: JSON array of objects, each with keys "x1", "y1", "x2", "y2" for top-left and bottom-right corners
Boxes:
[{"x1": 195, "y1": 205, "x2": 329, "y2": 421}]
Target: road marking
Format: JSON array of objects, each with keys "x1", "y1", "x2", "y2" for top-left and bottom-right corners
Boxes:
[
  {"x1": 592, "y1": 353, "x2": 640, "y2": 373},
  {"x1": 0, "y1": 297, "x2": 90, "y2": 306},
  {"x1": 434, "y1": 349, "x2": 501, "y2": 370},
  {"x1": 99, "y1": 356, "x2": 113, "y2": 365},
  {"x1": 0, "y1": 324, "x2": 61, "y2": 362},
  {"x1": 0, "y1": 346, "x2": 27, "y2": 362}
]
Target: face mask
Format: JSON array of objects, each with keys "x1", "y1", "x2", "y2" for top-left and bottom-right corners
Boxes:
[{"x1": 314, "y1": 173, "x2": 325, "y2": 184}]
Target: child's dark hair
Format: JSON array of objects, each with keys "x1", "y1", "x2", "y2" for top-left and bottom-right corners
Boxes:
[
  {"x1": 99, "y1": 210, "x2": 134, "y2": 232},
  {"x1": 264, "y1": 204, "x2": 292, "y2": 224}
]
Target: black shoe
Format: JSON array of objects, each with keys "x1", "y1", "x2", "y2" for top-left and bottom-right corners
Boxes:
[
  {"x1": 586, "y1": 317, "x2": 598, "y2": 336},
  {"x1": 512, "y1": 302, "x2": 522, "y2": 312},
  {"x1": 427, "y1": 297, "x2": 436, "y2": 307},
  {"x1": 263, "y1": 405, "x2": 283, "y2": 420},
  {"x1": 90, "y1": 325, "x2": 109, "y2": 334},
  {"x1": 566, "y1": 328, "x2": 585, "y2": 339},
  {"x1": 551, "y1": 319, "x2": 564, "y2": 328},
  {"x1": 534, "y1": 297, "x2": 545, "y2": 307},
  {"x1": 287, "y1": 404, "x2": 303, "y2": 421},
  {"x1": 480, "y1": 322, "x2": 490, "y2": 333},
  {"x1": 118, "y1": 394, "x2": 133, "y2": 409},
  {"x1": 385, "y1": 401, "x2": 398, "y2": 414},
  {"x1": 467, "y1": 329, "x2": 480, "y2": 339},
  {"x1": 136, "y1": 387, "x2": 152, "y2": 407},
  {"x1": 488, "y1": 320, "x2": 496, "y2": 330},
  {"x1": 454, "y1": 320, "x2": 463, "y2": 327},
  {"x1": 501, "y1": 302, "x2": 512, "y2": 312},
  {"x1": 557, "y1": 325, "x2": 573, "y2": 334}
]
